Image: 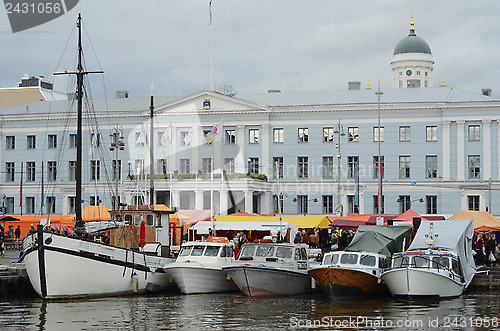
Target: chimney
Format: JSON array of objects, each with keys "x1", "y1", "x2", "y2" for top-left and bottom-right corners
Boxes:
[
  {"x1": 116, "y1": 90, "x2": 129, "y2": 98},
  {"x1": 348, "y1": 81, "x2": 361, "y2": 90},
  {"x1": 481, "y1": 88, "x2": 492, "y2": 97}
]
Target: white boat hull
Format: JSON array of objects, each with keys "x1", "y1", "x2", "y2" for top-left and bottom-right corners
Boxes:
[
  {"x1": 381, "y1": 267, "x2": 465, "y2": 298},
  {"x1": 224, "y1": 266, "x2": 313, "y2": 296},
  {"x1": 22, "y1": 231, "x2": 174, "y2": 299},
  {"x1": 167, "y1": 265, "x2": 238, "y2": 294}
]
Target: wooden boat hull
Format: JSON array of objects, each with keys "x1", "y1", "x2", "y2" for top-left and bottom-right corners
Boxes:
[
  {"x1": 21, "y1": 231, "x2": 175, "y2": 299},
  {"x1": 166, "y1": 265, "x2": 238, "y2": 294},
  {"x1": 381, "y1": 267, "x2": 465, "y2": 298},
  {"x1": 224, "y1": 265, "x2": 314, "y2": 297},
  {"x1": 308, "y1": 267, "x2": 387, "y2": 296}
]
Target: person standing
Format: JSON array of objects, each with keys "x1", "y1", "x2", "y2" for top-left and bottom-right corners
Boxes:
[
  {"x1": 0, "y1": 225, "x2": 4, "y2": 256},
  {"x1": 14, "y1": 225, "x2": 21, "y2": 239},
  {"x1": 485, "y1": 234, "x2": 496, "y2": 267}
]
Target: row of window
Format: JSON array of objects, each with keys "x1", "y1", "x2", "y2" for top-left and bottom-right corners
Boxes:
[
  {"x1": 5, "y1": 134, "x2": 81, "y2": 150},
  {"x1": 4, "y1": 124, "x2": 483, "y2": 151},
  {"x1": 1, "y1": 191, "x2": 481, "y2": 215},
  {"x1": 273, "y1": 194, "x2": 481, "y2": 215},
  {"x1": 3, "y1": 153, "x2": 482, "y2": 182}
]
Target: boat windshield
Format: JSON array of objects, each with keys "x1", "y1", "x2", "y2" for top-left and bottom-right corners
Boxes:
[
  {"x1": 255, "y1": 246, "x2": 275, "y2": 257},
  {"x1": 432, "y1": 256, "x2": 449, "y2": 270},
  {"x1": 340, "y1": 253, "x2": 358, "y2": 265},
  {"x1": 323, "y1": 254, "x2": 339, "y2": 265},
  {"x1": 452, "y1": 258, "x2": 461, "y2": 275},
  {"x1": 191, "y1": 245, "x2": 205, "y2": 256},
  {"x1": 276, "y1": 247, "x2": 292, "y2": 259},
  {"x1": 204, "y1": 246, "x2": 220, "y2": 257},
  {"x1": 359, "y1": 254, "x2": 376, "y2": 267},
  {"x1": 179, "y1": 246, "x2": 192, "y2": 256},
  {"x1": 413, "y1": 256, "x2": 430, "y2": 268},
  {"x1": 240, "y1": 246, "x2": 255, "y2": 258},
  {"x1": 392, "y1": 255, "x2": 409, "y2": 268}
]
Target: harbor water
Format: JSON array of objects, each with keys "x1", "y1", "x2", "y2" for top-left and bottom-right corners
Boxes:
[{"x1": 1, "y1": 291, "x2": 499, "y2": 330}]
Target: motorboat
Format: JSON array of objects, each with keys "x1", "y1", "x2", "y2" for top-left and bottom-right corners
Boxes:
[
  {"x1": 381, "y1": 219, "x2": 476, "y2": 298},
  {"x1": 223, "y1": 241, "x2": 315, "y2": 296},
  {"x1": 308, "y1": 225, "x2": 412, "y2": 296},
  {"x1": 164, "y1": 237, "x2": 238, "y2": 294}
]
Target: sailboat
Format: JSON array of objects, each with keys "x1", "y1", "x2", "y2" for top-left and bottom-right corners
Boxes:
[{"x1": 20, "y1": 14, "x2": 175, "y2": 299}]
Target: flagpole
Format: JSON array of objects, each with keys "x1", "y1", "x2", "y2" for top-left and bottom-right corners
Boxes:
[
  {"x1": 19, "y1": 161, "x2": 23, "y2": 216},
  {"x1": 209, "y1": 0, "x2": 213, "y2": 91}
]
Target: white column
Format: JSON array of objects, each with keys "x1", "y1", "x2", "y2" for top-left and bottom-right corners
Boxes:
[
  {"x1": 442, "y1": 121, "x2": 451, "y2": 181},
  {"x1": 456, "y1": 121, "x2": 465, "y2": 181},
  {"x1": 244, "y1": 190, "x2": 253, "y2": 213},
  {"x1": 498, "y1": 121, "x2": 500, "y2": 180},
  {"x1": 262, "y1": 191, "x2": 271, "y2": 214},
  {"x1": 195, "y1": 190, "x2": 204, "y2": 210},
  {"x1": 261, "y1": 124, "x2": 270, "y2": 176},
  {"x1": 237, "y1": 125, "x2": 245, "y2": 173},
  {"x1": 220, "y1": 188, "x2": 228, "y2": 215},
  {"x1": 483, "y1": 120, "x2": 491, "y2": 180},
  {"x1": 171, "y1": 190, "x2": 180, "y2": 210}
]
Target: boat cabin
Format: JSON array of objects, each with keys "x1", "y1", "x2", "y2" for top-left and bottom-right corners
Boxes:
[
  {"x1": 238, "y1": 243, "x2": 309, "y2": 270},
  {"x1": 322, "y1": 251, "x2": 389, "y2": 275},
  {"x1": 391, "y1": 251, "x2": 463, "y2": 281},
  {"x1": 177, "y1": 238, "x2": 235, "y2": 263}
]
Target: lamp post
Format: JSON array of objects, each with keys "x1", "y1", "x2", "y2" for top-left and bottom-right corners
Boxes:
[
  {"x1": 110, "y1": 127, "x2": 125, "y2": 210},
  {"x1": 333, "y1": 120, "x2": 345, "y2": 216},
  {"x1": 293, "y1": 197, "x2": 318, "y2": 216},
  {"x1": 397, "y1": 197, "x2": 423, "y2": 211},
  {"x1": 375, "y1": 84, "x2": 383, "y2": 225}
]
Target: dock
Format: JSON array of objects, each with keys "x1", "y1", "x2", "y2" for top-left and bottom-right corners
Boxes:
[
  {"x1": 468, "y1": 266, "x2": 500, "y2": 290},
  {"x1": 0, "y1": 248, "x2": 34, "y2": 297}
]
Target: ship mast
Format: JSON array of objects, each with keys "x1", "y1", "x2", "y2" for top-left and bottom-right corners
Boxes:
[{"x1": 55, "y1": 13, "x2": 103, "y2": 235}]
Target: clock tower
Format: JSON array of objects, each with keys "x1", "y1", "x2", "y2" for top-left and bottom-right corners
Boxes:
[{"x1": 391, "y1": 17, "x2": 434, "y2": 88}]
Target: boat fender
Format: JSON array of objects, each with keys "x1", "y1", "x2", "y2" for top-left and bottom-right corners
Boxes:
[
  {"x1": 132, "y1": 273, "x2": 139, "y2": 293},
  {"x1": 377, "y1": 277, "x2": 383, "y2": 284},
  {"x1": 311, "y1": 278, "x2": 317, "y2": 289},
  {"x1": 45, "y1": 237, "x2": 52, "y2": 245},
  {"x1": 226, "y1": 274, "x2": 231, "y2": 281}
]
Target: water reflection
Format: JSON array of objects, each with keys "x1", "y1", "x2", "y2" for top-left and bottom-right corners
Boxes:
[{"x1": 0, "y1": 292, "x2": 498, "y2": 330}]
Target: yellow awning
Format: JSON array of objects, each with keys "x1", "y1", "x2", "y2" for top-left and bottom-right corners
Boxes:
[{"x1": 214, "y1": 215, "x2": 330, "y2": 228}]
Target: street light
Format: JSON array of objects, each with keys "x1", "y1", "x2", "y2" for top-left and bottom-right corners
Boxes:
[
  {"x1": 293, "y1": 197, "x2": 318, "y2": 216},
  {"x1": 333, "y1": 120, "x2": 345, "y2": 216},
  {"x1": 110, "y1": 127, "x2": 125, "y2": 210},
  {"x1": 375, "y1": 84, "x2": 383, "y2": 225},
  {"x1": 397, "y1": 197, "x2": 423, "y2": 211}
]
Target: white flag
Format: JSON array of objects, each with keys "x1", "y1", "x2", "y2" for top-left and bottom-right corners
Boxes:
[
  {"x1": 161, "y1": 123, "x2": 172, "y2": 146},
  {"x1": 136, "y1": 123, "x2": 148, "y2": 145},
  {"x1": 204, "y1": 122, "x2": 222, "y2": 144},
  {"x1": 183, "y1": 125, "x2": 196, "y2": 145},
  {"x1": 89, "y1": 132, "x2": 98, "y2": 156}
]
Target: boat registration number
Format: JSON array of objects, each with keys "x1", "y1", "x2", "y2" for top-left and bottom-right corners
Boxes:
[{"x1": 297, "y1": 261, "x2": 307, "y2": 269}]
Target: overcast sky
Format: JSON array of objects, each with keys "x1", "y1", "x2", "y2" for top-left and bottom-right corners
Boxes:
[{"x1": 2, "y1": 0, "x2": 500, "y2": 99}]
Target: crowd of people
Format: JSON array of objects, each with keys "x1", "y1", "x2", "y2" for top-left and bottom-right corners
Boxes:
[
  {"x1": 473, "y1": 233, "x2": 500, "y2": 267},
  {"x1": 293, "y1": 227, "x2": 355, "y2": 251}
]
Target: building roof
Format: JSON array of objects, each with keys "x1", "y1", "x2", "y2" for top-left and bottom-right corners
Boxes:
[
  {"x1": 0, "y1": 86, "x2": 496, "y2": 118},
  {"x1": 393, "y1": 21, "x2": 431, "y2": 55},
  {"x1": 234, "y1": 86, "x2": 496, "y2": 108}
]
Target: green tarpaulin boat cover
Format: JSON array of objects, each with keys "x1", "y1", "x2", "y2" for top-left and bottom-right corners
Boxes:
[{"x1": 344, "y1": 225, "x2": 413, "y2": 257}]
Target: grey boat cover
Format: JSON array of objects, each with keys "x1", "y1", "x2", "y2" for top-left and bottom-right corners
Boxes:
[
  {"x1": 344, "y1": 225, "x2": 413, "y2": 258},
  {"x1": 407, "y1": 219, "x2": 476, "y2": 288}
]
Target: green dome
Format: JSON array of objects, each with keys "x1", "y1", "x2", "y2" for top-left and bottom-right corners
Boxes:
[{"x1": 394, "y1": 28, "x2": 431, "y2": 55}]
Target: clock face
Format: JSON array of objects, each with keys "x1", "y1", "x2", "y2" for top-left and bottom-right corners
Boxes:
[{"x1": 406, "y1": 69, "x2": 412, "y2": 76}]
